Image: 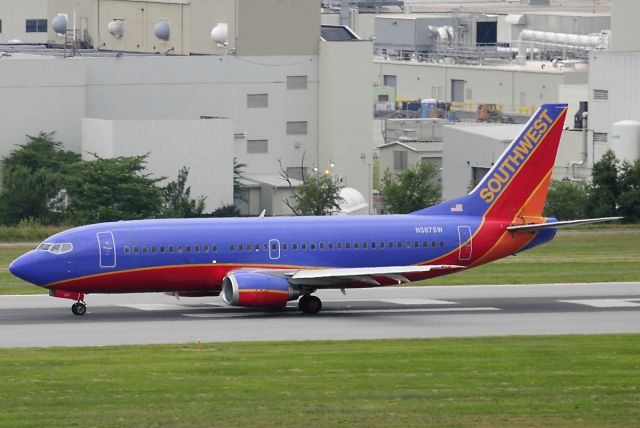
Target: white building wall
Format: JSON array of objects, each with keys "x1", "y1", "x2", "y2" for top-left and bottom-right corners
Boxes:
[
  {"x1": 0, "y1": 57, "x2": 85, "y2": 159},
  {"x1": 0, "y1": 0, "x2": 48, "y2": 43},
  {"x1": 589, "y1": 51, "x2": 640, "y2": 160},
  {"x1": 319, "y1": 39, "x2": 373, "y2": 208},
  {"x1": 82, "y1": 118, "x2": 234, "y2": 210},
  {"x1": 81, "y1": 55, "x2": 318, "y2": 176},
  {"x1": 610, "y1": 0, "x2": 640, "y2": 52}
]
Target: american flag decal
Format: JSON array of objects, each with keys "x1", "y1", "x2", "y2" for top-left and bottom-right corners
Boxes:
[{"x1": 450, "y1": 203, "x2": 463, "y2": 212}]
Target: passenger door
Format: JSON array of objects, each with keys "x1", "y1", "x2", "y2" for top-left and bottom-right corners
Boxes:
[{"x1": 97, "y1": 231, "x2": 116, "y2": 268}]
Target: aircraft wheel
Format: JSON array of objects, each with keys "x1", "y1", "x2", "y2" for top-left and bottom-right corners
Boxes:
[
  {"x1": 299, "y1": 295, "x2": 322, "y2": 314},
  {"x1": 71, "y1": 302, "x2": 87, "y2": 316}
]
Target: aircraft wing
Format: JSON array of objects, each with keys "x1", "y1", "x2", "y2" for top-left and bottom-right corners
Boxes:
[
  {"x1": 507, "y1": 217, "x2": 622, "y2": 232},
  {"x1": 245, "y1": 265, "x2": 464, "y2": 287}
]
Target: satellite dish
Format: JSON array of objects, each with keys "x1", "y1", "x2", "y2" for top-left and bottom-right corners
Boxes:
[
  {"x1": 211, "y1": 23, "x2": 228, "y2": 47},
  {"x1": 108, "y1": 20, "x2": 125, "y2": 38},
  {"x1": 51, "y1": 14, "x2": 68, "y2": 35},
  {"x1": 154, "y1": 21, "x2": 170, "y2": 41}
]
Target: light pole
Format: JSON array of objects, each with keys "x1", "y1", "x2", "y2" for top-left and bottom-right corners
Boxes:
[{"x1": 360, "y1": 151, "x2": 379, "y2": 214}]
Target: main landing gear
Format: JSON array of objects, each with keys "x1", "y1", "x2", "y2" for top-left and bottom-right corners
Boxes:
[
  {"x1": 71, "y1": 300, "x2": 87, "y2": 316},
  {"x1": 298, "y1": 294, "x2": 322, "y2": 314}
]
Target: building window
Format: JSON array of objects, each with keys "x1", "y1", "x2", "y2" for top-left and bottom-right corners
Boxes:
[
  {"x1": 26, "y1": 19, "x2": 47, "y2": 33},
  {"x1": 287, "y1": 75, "x2": 307, "y2": 90},
  {"x1": 393, "y1": 151, "x2": 408, "y2": 171},
  {"x1": 247, "y1": 94, "x2": 268, "y2": 108},
  {"x1": 593, "y1": 132, "x2": 608, "y2": 143},
  {"x1": 378, "y1": 94, "x2": 389, "y2": 102},
  {"x1": 471, "y1": 166, "x2": 491, "y2": 188},
  {"x1": 286, "y1": 121, "x2": 308, "y2": 135},
  {"x1": 0, "y1": 20, "x2": 3, "y2": 33},
  {"x1": 247, "y1": 139, "x2": 268, "y2": 154},
  {"x1": 383, "y1": 74, "x2": 397, "y2": 88},
  {"x1": 593, "y1": 89, "x2": 608, "y2": 101}
]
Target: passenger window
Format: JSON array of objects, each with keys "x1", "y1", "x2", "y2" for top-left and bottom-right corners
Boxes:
[
  {"x1": 213, "y1": 244, "x2": 218, "y2": 252},
  {"x1": 406, "y1": 241, "x2": 411, "y2": 248},
  {"x1": 142, "y1": 247, "x2": 148, "y2": 254},
  {"x1": 133, "y1": 247, "x2": 139, "y2": 254},
  {"x1": 204, "y1": 245, "x2": 209, "y2": 252},
  {"x1": 362, "y1": 242, "x2": 368, "y2": 249},
  {"x1": 177, "y1": 245, "x2": 183, "y2": 253},
  {"x1": 397, "y1": 241, "x2": 402, "y2": 248},
  {"x1": 319, "y1": 242, "x2": 325, "y2": 250},
  {"x1": 229, "y1": 244, "x2": 235, "y2": 252},
  {"x1": 346, "y1": 242, "x2": 351, "y2": 249},
  {"x1": 414, "y1": 241, "x2": 419, "y2": 248},
  {"x1": 389, "y1": 241, "x2": 394, "y2": 248},
  {"x1": 195, "y1": 245, "x2": 200, "y2": 252},
  {"x1": 160, "y1": 246, "x2": 165, "y2": 253},
  {"x1": 282, "y1": 243, "x2": 288, "y2": 250},
  {"x1": 169, "y1": 246, "x2": 174, "y2": 253},
  {"x1": 440, "y1": 241, "x2": 445, "y2": 247},
  {"x1": 380, "y1": 242, "x2": 385, "y2": 249},
  {"x1": 263, "y1": 243, "x2": 268, "y2": 251},
  {"x1": 124, "y1": 246, "x2": 130, "y2": 254},
  {"x1": 293, "y1": 243, "x2": 298, "y2": 250},
  {"x1": 238, "y1": 244, "x2": 243, "y2": 251},
  {"x1": 302, "y1": 243, "x2": 307, "y2": 250},
  {"x1": 431, "y1": 240, "x2": 436, "y2": 247},
  {"x1": 254, "y1": 244, "x2": 260, "y2": 251},
  {"x1": 354, "y1": 242, "x2": 359, "y2": 249},
  {"x1": 422, "y1": 241, "x2": 428, "y2": 248},
  {"x1": 337, "y1": 242, "x2": 342, "y2": 249},
  {"x1": 328, "y1": 243, "x2": 333, "y2": 250},
  {"x1": 371, "y1": 242, "x2": 376, "y2": 249},
  {"x1": 186, "y1": 246, "x2": 192, "y2": 253},
  {"x1": 310, "y1": 243, "x2": 316, "y2": 250},
  {"x1": 151, "y1": 246, "x2": 157, "y2": 253}
]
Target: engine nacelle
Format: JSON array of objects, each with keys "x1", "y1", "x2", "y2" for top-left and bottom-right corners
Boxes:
[{"x1": 222, "y1": 272, "x2": 300, "y2": 308}]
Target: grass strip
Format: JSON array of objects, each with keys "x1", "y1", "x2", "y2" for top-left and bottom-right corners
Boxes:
[{"x1": 0, "y1": 335, "x2": 638, "y2": 427}]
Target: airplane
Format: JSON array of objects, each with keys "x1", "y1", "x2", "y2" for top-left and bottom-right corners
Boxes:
[{"x1": 9, "y1": 103, "x2": 620, "y2": 316}]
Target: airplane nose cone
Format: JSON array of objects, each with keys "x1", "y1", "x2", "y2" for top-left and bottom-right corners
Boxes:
[{"x1": 9, "y1": 251, "x2": 41, "y2": 285}]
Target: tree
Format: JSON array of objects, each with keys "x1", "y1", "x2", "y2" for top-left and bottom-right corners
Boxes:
[
  {"x1": 161, "y1": 166, "x2": 206, "y2": 218},
  {"x1": 618, "y1": 159, "x2": 640, "y2": 222},
  {"x1": 587, "y1": 150, "x2": 620, "y2": 218},
  {"x1": 280, "y1": 156, "x2": 344, "y2": 216},
  {"x1": 543, "y1": 179, "x2": 588, "y2": 220},
  {"x1": 65, "y1": 154, "x2": 163, "y2": 223},
  {"x1": 379, "y1": 162, "x2": 441, "y2": 214},
  {"x1": 233, "y1": 157, "x2": 248, "y2": 204},
  {"x1": 0, "y1": 132, "x2": 81, "y2": 225}
]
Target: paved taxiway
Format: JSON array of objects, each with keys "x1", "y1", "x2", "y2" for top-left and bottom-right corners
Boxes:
[{"x1": 1, "y1": 282, "x2": 639, "y2": 347}]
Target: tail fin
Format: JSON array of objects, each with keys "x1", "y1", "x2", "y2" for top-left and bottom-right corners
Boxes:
[{"x1": 413, "y1": 103, "x2": 568, "y2": 219}]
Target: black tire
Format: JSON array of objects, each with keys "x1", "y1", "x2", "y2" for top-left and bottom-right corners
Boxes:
[
  {"x1": 72, "y1": 302, "x2": 87, "y2": 316},
  {"x1": 299, "y1": 295, "x2": 322, "y2": 314}
]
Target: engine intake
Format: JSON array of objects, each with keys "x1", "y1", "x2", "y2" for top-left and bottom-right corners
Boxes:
[{"x1": 222, "y1": 272, "x2": 300, "y2": 308}]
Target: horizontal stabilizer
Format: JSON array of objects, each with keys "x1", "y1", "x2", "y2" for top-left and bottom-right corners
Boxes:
[{"x1": 507, "y1": 217, "x2": 622, "y2": 232}]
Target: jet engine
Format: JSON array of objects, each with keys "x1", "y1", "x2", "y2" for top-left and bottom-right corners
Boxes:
[{"x1": 222, "y1": 272, "x2": 300, "y2": 308}]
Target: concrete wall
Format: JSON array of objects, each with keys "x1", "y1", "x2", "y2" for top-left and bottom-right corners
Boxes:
[
  {"x1": 81, "y1": 54, "x2": 318, "y2": 176},
  {"x1": 610, "y1": 0, "x2": 639, "y2": 52},
  {"x1": 237, "y1": 0, "x2": 319, "y2": 56},
  {"x1": 49, "y1": 0, "x2": 319, "y2": 56},
  {"x1": 319, "y1": 39, "x2": 373, "y2": 208},
  {"x1": 0, "y1": 57, "x2": 85, "y2": 159},
  {"x1": 0, "y1": 0, "x2": 48, "y2": 43},
  {"x1": 82, "y1": 117, "x2": 234, "y2": 210}
]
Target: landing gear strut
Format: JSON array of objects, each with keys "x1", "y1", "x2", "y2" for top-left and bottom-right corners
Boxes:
[
  {"x1": 71, "y1": 301, "x2": 87, "y2": 316},
  {"x1": 298, "y1": 294, "x2": 322, "y2": 314}
]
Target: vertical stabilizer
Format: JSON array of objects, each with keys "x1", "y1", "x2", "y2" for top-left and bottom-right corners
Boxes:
[{"x1": 412, "y1": 104, "x2": 567, "y2": 219}]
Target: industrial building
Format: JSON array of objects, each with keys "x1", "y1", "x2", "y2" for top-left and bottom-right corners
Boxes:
[
  {"x1": 0, "y1": 0, "x2": 373, "y2": 215},
  {"x1": 2, "y1": 0, "x2": 640, "y2": 219}
]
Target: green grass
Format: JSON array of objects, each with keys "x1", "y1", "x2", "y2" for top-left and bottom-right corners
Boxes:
[
  {"x1": 2, "y1": 229, "x2": 640, "y2": 295},
  {"x1": 0, "y1": 335, "x2": 638, "y2": 427}
]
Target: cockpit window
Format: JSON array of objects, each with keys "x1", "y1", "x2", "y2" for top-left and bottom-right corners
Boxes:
[{"x1": 36, "y1": 242, "x2": 73, "y2": 254}]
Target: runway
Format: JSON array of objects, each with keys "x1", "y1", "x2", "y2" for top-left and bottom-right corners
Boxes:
[{"x1": 1, "y1": 282, "x2": 639, "y2": 347}]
